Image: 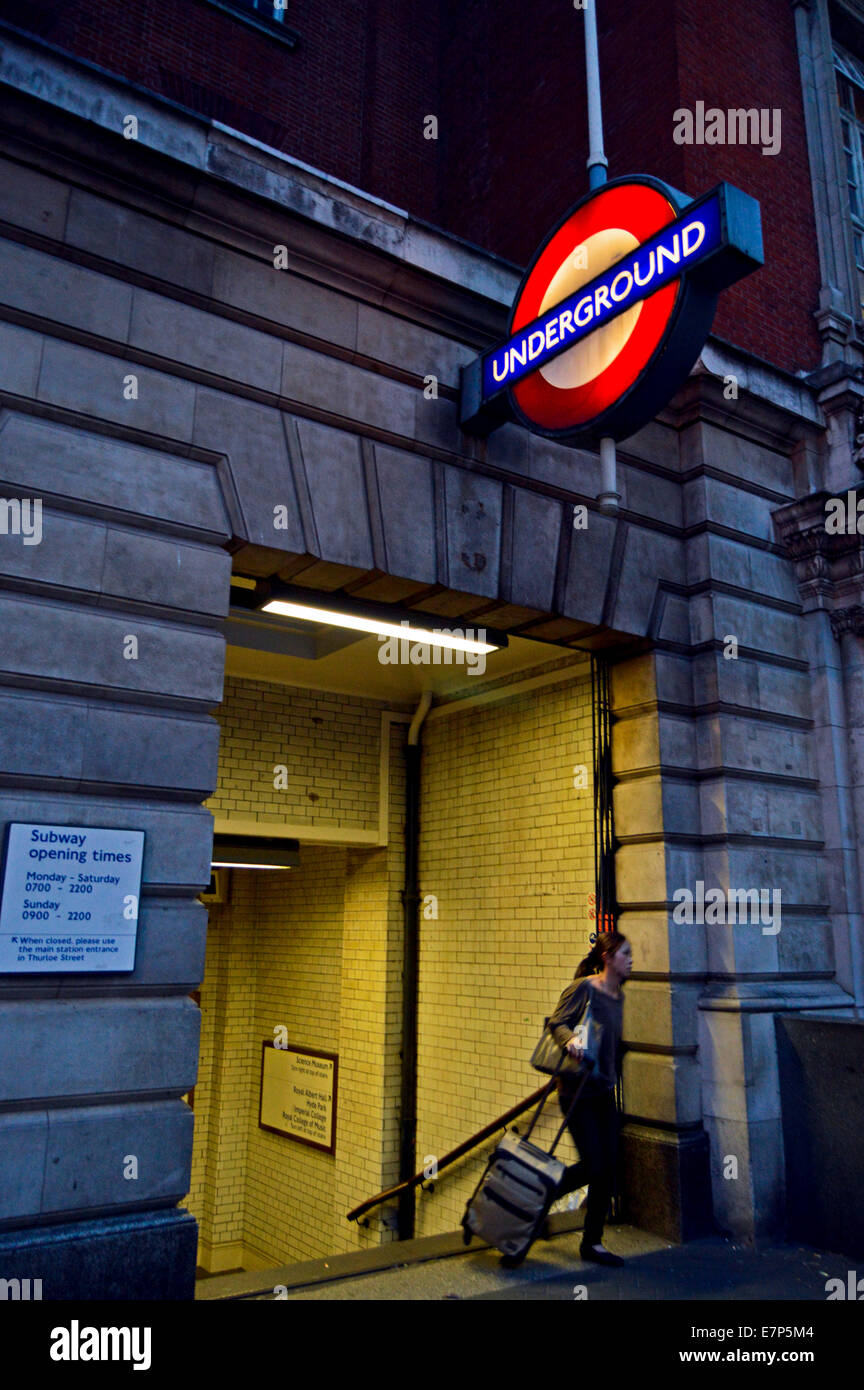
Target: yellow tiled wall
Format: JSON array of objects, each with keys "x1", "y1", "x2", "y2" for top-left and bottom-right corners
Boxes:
[
  {"x1": 245, "y1": 853, "x2": 345, "y2": 1262},
  {"x1": 188, "y1": 872, "x2": 258, "y2": 1260},
  {"x1": 190, "y1": 661, "x2": 595, "y2": 1268},
  {"x1": 413, "y1": 666, "x2": 596, "y2": 1235},
  {"x1": 207, "y1": 675, "x2": 385, "y2": 832},
  {"x1": 331, "y1": 719, "x2": 407, "y2": 1249},
  {"x1": 190, "y1": 680, "x2": 407, "y2": 1269}
]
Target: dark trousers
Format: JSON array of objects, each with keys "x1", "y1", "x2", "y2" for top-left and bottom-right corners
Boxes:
[{"x1": 555, "y1": 1086, "x2": 618, "y2": 1246}]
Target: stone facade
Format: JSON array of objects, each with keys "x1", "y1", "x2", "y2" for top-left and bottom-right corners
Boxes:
[{"x1": 0, "y1": 25, "x2": 861, "y2": 1293}]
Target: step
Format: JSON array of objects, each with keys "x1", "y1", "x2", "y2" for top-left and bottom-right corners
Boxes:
[{"x1": 195, "y1": 1209, "x2": 586, "y2": 1300}]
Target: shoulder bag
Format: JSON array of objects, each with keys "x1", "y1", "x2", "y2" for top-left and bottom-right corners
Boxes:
[{"x1": 530, "y1": 984, "x2": 603, "y2": 1080}]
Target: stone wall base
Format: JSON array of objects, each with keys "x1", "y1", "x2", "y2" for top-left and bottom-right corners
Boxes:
[
  {"x1": 620, "y1": 1123, "x2": 714, "y2": 1243},
  {"x1": 0, "y1": 1208, "x2": 198, "y2": 1300},
  {"x1": 776, "y1": 1013, "x2": 864, "y2": 1260},
  {"x1": 196, "y1": 1236, "x2": 279, "y2": 1275}
]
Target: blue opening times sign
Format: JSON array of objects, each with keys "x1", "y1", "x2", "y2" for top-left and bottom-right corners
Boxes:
[
  {"x1": 0, "y1": 822, "x2": 145, "y2": 973},
  {"x1": 482, "y1": 189, "x2": 725, "y2": 400}
]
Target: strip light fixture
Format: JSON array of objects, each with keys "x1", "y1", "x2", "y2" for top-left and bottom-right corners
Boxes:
[
  {"x1": 251, "y1": 582, "x2": 508, "y2": 656},
  {"x1": 211, "y1": 835, "x2": 299, "y2": 870}
]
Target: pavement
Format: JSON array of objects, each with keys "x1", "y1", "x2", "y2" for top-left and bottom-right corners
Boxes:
[{"x1": 251, "y1": 1224, "x2": 857, "y2": 1301}]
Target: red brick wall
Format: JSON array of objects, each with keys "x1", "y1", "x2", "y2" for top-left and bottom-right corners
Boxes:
[
  {"x1": 0, "y1": 0, "x2": 823, "y2": 372},
  {"x1": 0, "y1": 0, "x2": 441, "y2": 214},
  {"x1": 436, "y1": 0, "x2": 821, "y2": 373},
  {"x1": 436, "y1": 0, "x2": 686, "y2": 266},
  {"x1": 672, "y1": 0, "x2": 821, "y2": 375}
]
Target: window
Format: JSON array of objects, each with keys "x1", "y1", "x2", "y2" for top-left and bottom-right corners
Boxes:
[
  {"x1": 835, "y1": 45, "x2": 864, "y2": 317},
  {"x1": 229, "y1": 0, "x2": 286, "y2": 23},
  {"x1": 201, "y1": 0, "x2": 299, "y2": 47}
]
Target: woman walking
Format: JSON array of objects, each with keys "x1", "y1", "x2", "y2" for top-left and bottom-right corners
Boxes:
[{"x1": 547, "y1": 930, "x2": 632, "y2": 1266}]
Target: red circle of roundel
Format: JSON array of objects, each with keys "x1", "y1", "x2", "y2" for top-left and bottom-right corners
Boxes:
[{"x1": 510, "y1": 182, "x2": 681, "y2": 435}]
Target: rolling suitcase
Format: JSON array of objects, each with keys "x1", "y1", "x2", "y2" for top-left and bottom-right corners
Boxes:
[{"x1": 461, "y1": 1062, "x2": 593, "y2": 1265}]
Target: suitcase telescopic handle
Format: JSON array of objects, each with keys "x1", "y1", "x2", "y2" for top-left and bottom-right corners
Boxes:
[
  {"x1": 548, "y1": 1062, "x2": 594, "y2": 1155},
  {"x1": 522, "y1": 1045, "x2": 594, "y2": 1148}
]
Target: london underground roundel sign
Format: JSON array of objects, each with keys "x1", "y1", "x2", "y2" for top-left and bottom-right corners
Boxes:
[{"x1": 461, "y1": 176, "x2": 763, "y2": 446}]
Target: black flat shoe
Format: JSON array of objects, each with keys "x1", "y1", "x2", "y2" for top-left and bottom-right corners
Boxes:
[{"x1": 580, "y1": 1241, "x2": 624, "y2": 1267}]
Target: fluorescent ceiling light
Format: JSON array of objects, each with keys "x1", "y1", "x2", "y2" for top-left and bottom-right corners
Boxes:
[
  {"x1": 211, "y1": 861, "x2": 294, "y2": 870},
  {"x1": 260, "y1": 599, "x2": 499, "y2": 655},
  {"x1": 212, "y1": 836, "x2": 299, "y2": 870}
]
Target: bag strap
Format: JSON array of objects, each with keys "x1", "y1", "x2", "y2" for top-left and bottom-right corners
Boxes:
[
  {"x1": 521, "y1": 1079, "x2": 555, "y2": 1143},
  {"x1": 522, "y1": 983, "x2": 596, "y2": 1147},
  {"x1": 521, "y1": 1041, "x2": 567, "y2": 1142},
  {"x1": 522, "y1": 1055, "x2": 595, "y2": 1151},
  {"x1": 548, "y1": 1060, "x2": 595, "y2": 1155}
]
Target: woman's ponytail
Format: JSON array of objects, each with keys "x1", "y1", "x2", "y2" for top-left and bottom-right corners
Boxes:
[
  {"x1": 574, "y1": 942, "x2": 603, "y2": 978},
  {"x1": 574, "y1": 928, "x2": 628, "y2": 978}
]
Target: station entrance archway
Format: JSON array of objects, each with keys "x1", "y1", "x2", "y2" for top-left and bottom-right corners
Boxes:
[{"x1": 189, "y1": 567, "x2": 612, "y2": 1275}]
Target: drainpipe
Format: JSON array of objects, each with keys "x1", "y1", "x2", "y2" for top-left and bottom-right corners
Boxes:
[
  {"x1": 597, "y1": 435, "x2": 620, "y2": 514},
  {"x1": 583, "y1": 5, "x2": 620, "y2": 515},
  {"x1": 827, "y1": 624, "x2": 864, "y2": 1008},
  {"x1": 584, "y1": 0, "x2": 608, "y2": 190},
  {"x1": 397, "y1": 690, "x2": 432, "y2": 1240}
]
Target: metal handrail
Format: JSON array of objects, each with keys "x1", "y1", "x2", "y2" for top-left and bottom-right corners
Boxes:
[{"x1": 346, "y1": 1081, "x2": 553, "y2": 1224}]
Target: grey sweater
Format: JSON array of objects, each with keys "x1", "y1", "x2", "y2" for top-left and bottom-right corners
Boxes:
[{"x1": 547, "y1": 977, "x2": 624, "y2": 1094}]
